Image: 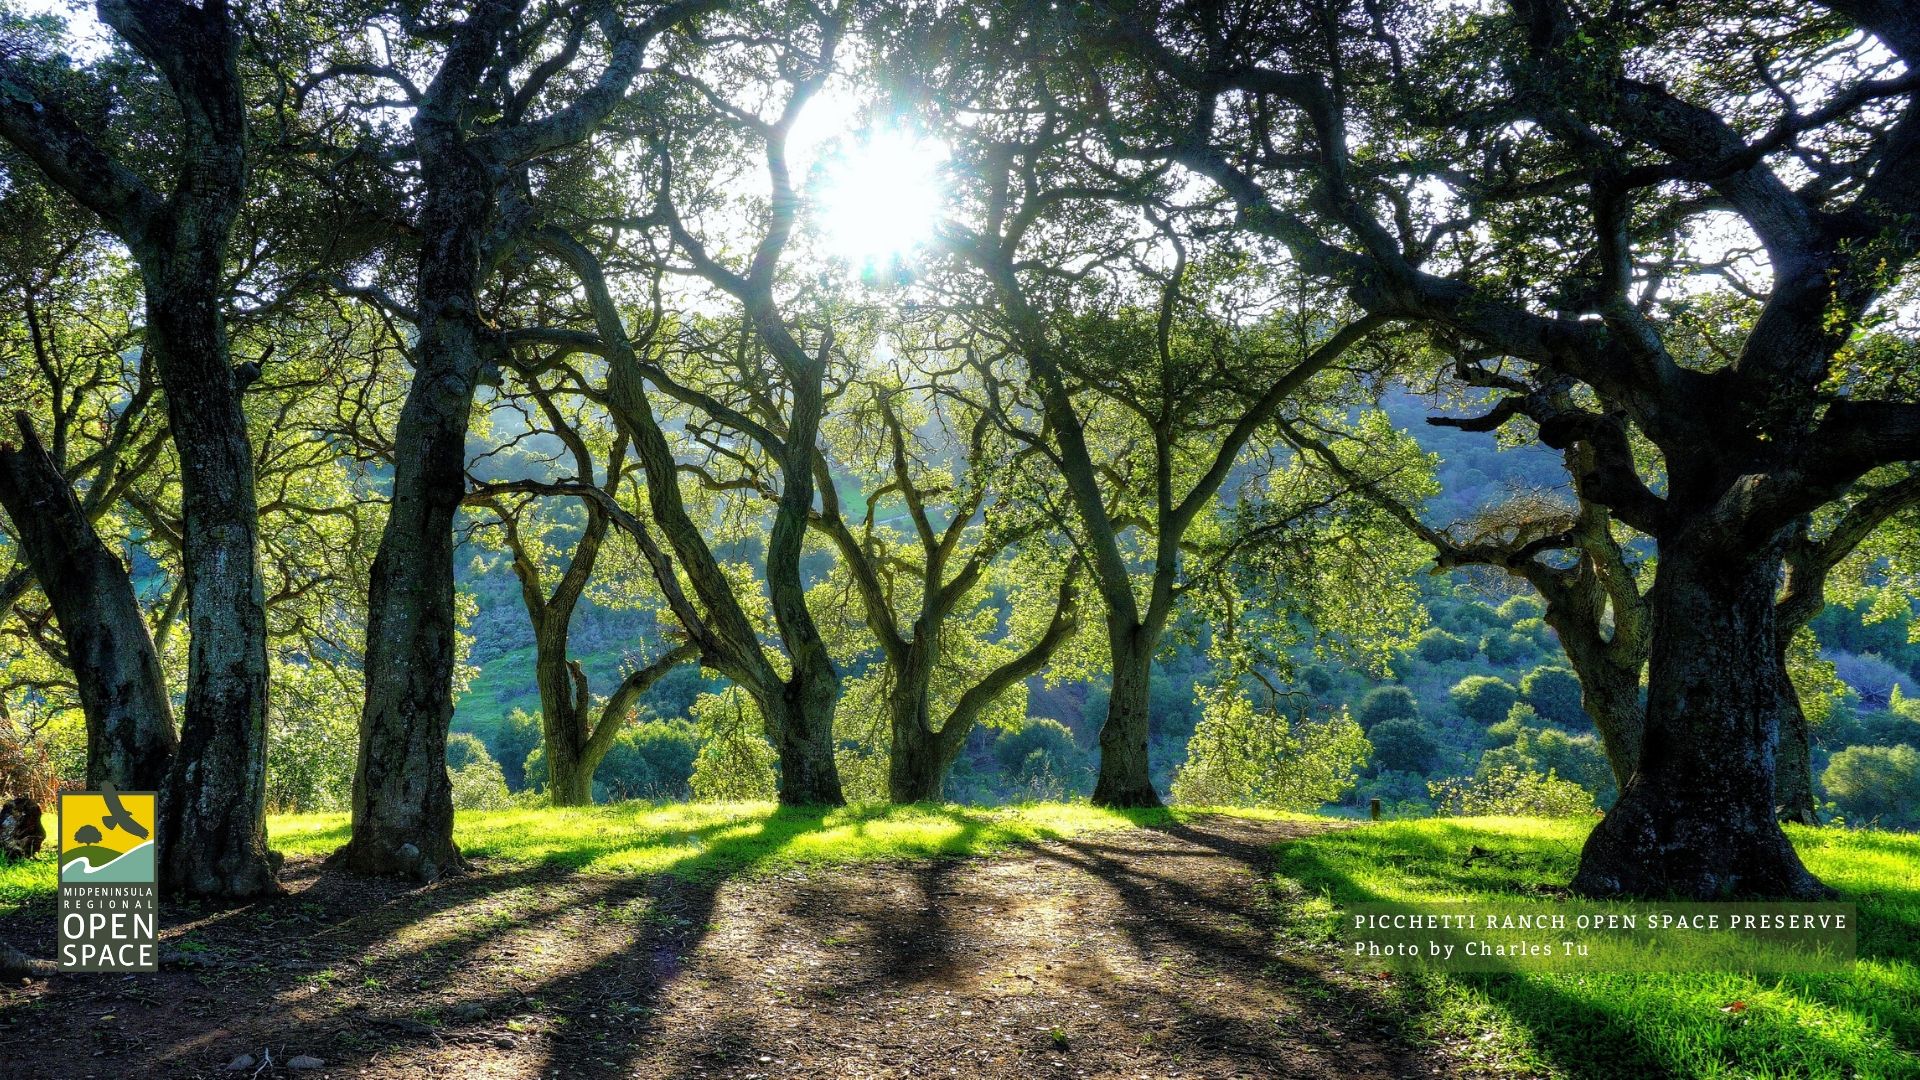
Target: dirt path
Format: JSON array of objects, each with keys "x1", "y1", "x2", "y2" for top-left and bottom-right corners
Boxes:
[{"x1": 0, "y1": 816, "x2": 1438, "y2": 1079}]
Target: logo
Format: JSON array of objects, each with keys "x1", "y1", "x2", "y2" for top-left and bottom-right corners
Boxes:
[{"x1": 57, "y1": 789, "x2": 158, "y2": 971}]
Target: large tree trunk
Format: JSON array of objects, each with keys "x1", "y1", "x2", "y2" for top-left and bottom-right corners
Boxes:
[
  {"x1": 1092, "y1": 623, "x2": 1163, "y2": 808},
  {"x1": 338, "y1": 339, "x2": 474, "y2": 879},
  {"x1": 1571, "y1": 540, "x2": 1830, "y2": 899},
  {"x1": 0, "y1": 416, "x2": 176, "y2": 792},
  {"x1": 887, "y1": 646, "x2": 958, "y2": 804},
  {"x1": 144, "y1": 272, "x2": 276, "y2": 900},
  {"x1": 537, "y1": 644, "x2": 594, "y2": 807},
  {"x1": 764, "y1": 677, "x2": 844, "y2": 806},
  {"x1": 755, "y1": 321, "x2": 845, "y2": 808},
  {"x1": 545, "y1": 747, "x2": 595, "y2": 807},
  {"x1": 337, "y1": 138, "x2": 493, "y2": 879},
  {"x1": 1552, "y1": 635, "x2": 1644, "y2": 792},
  {"x1": 339, "y1": 354, "x2": 471, "y2": 878}
]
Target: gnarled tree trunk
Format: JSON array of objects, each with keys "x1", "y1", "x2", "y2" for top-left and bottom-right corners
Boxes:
[
  {"x1": 886, "y1": 645, "x2": 959, "y2": 804},
  {"x1": 1572, "y1": 537, "x2": 1829, "y2": 898},
  {"x1": 534, "y1": 643, "x2": 595, "y2": 807},
  {"x1": 337, "y1": 125, "x2": 493, "y2": 879},
  {"x1": 143, "y1": 268, "x2": 276, "y2": 900},
  {"x1": 0, "y1": 416, "x2": 176, "y2": 792},
  {"x1": 1093, "y1": 623, "x2": 1162, "y2": 808},
  {"x1": 762, "y1": 678, "x2": 843, "y2": 806}
]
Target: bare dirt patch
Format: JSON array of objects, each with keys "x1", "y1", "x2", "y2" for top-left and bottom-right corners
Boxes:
[{"x1": 0, "y1": 816, "x2": 1441, "y2": 1078}]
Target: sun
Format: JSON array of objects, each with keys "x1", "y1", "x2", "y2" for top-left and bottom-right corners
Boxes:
[{"x1": 815, "y1": 126, "x2": 949, "y2": 273}]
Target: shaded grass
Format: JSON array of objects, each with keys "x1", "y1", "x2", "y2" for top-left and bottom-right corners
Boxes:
[
  {"x1": 1, "y1": 801, "x2": 1172, "y2": 915},
  {"x1": 1271, "y1": 817, "x2": 1920, "y2": 1079}
]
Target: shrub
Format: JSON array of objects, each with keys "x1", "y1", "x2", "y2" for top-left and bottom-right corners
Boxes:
[
  {"x1": 1479, "y1": 722, "x2": 1616, "y2": 804},
  {"x1": 994, "y1": 718, "x2": 1090, "y2": 797},
  {"x1": 1367, "y1": 716, "x2": 1438, "y2": 775},
  {"x1": 1521, "y1": 665, "x2": 1588, "y2": 729},
  {"x1": 688, "y1": 688, "x2": 777, "y2": 801},
  {"x1": 446, "y1": 731, "x2": 494, "y2": 771},
  {"x1": 1170, "y1": 686, "x2": 1370, "y2": 810},
  {"x1": 1440, "y1": 600, "x2": 1502, "y2": 633},
  {"x1": 1355, "y1": 686, "x2": 1420, "y2": 730},
  {"x1": 449, "y1": 757, "x2": 514, "y2": 810},
  {"x1": 1299, "y1": 665, "x2": 1335, "y2": 696},
  {"x1": 1479, "y1": 631, "x2": 1536, "y2": 664},
  {"x1": 1486, "y1": 703, "x2": 1536, "y2": 747},
  {"x1": 599, "y1": 720, "x2": 701, "y2": 802},
  {"x1": 1450, "y1": 675, "x2": 1520, "y2": 724},
  {"x1": 1845, "y1": 709, "x2": 1920, "y2": 748},
  {"x1": 1495, "y1": 595, "x2": 1545, "y2": 622},
  {"x1": 1357, "y1": 769, "x2": 1433, "y2": 816},
  {"x1": 1428, "y1": 765, "x2": 1596, "y2": 817},
  {"x1": 1414, "y1": 628, "x2": 1476, "y2": 663},
  {"x1": 491, "y1": 709, "x2": 542, "y2": 792},
  {"x1": 1822, "y1": 744, "x2": 1920, "y2": 829}
]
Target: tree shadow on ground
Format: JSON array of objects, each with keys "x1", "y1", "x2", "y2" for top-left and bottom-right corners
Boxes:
[{"x1": 1, "y1": 810, "x2": 1436, "y2": 1077}]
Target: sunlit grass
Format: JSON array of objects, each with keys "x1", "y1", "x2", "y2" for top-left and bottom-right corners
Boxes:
[
  {"x1": 1, "y1": 801, "x2": 1173, "y2": 915},
  {"x1": 1270, "y1": 817, "x2": 1920, "y2": 1079}
]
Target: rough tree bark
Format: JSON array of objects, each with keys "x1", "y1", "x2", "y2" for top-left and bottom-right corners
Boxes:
[
  {"x1": 0, "y1": 0, "x2": 275, "y2": 898},
  {"x1": 338, "y1": 130, "x2": 493, "y2": 879},
  {"x1": 342, "y1": 0, "x2": 714, "y2": 874},
  {"x1": 1570, "y1": 533, "x2": 1829, "y2": 898},
  {"x1": 1092, "y1": 623, "x2": 1163, "y2": 808},
  {"x1": 0, "y1": 416, "x2": 176, "y2": 792},
  {"x1": 1108, "y1": 0, "x2": 1920, "y2": 895}
]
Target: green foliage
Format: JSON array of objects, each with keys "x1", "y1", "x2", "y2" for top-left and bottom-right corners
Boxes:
[
  {"x1": 993, "y1": 718, "x2": 1091, "y2": 800},
  {"x1": 1519, "y1": 665, "x2": 1586, "y2": 729},
  {"x1": 264, "y1": 659, "x2": 360, "y2": 813},
  {"x1": 1299, "y1": 664, "x2": 1335, "y2": 695},
  {"x1": 1355, "y1": 685, "x2": 1421, "y2": 730},
  {"x1": 1478, "y1": 723, "x2": 1615, "y2": 805},
  {"x1": 449, "y1": 757, "x2": 514, "y2": 811},
  {"x1": 1170, "y1": 686, "x2": 1370, "y2": 810},
  {"x1": 0, "y1": 715, "x2": 56, "y2": 805},
  {"x1": 1477, "y1": 630, "x2": 1537, "y2": 665},
  {"x1": 445, "y1": 732, "x2": 492, "y2": 771},
  {"x1": 1413, "y1": 628, "x2": 1476, "y2": 663},
  {"x1": 1495, "y1": 596, "x2": 1544, "y2": 623},
  {"x1": 688, "y1": 689, "x2": 777, "y2": 802},
  {"x1": 597, "y1": 721, "x2": 701, "y2": 803},
  {"x1": 491, "y1": 709, "x2": 543, "y2": 792},
  {"x1": 1840, "y1": 708, "x2": 1920, "y2": 749},
  {"x1": 1823, "y1": 745, "x2": 1920, "y2": 830},
  {"x1": 1428, "y1": 764, "x2": 1596, "y2": 817},
  {"x1": 1366, "y1": 716, "x2": 1438, "y2": 775},
  {"x1": 1449, "y1": 675, "x2": 1520, "y2": 724}
]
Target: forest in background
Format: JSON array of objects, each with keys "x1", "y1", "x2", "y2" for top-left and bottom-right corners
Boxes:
[
  {"x1": 422, "y1": 388, "x2": 1920, "y2": 824},
  {"x1": 0, "y1": 0, "x2": 1915, "y2": 907}
]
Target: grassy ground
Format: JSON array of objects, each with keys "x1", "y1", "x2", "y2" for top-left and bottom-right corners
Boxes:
[
  {"x1": 0, "y1": 801, "x2": 1173, "y2": 916},
  {"x1": 1271, "y1": 817, "x2": 1920, "y2": 1079}
]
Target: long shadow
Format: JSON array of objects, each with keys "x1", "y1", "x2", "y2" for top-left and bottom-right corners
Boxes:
[
  {"x1": 1029, "y1": 816, "x2": 1433, "y2": 1077},
  {"x1": 0, "y1": 804, "x2": 889, "y2": 1077}
]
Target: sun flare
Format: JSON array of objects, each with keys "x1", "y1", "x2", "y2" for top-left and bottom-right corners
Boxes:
[{"x1": 815, "y1": 127, "x2": 949, "y2": 271}]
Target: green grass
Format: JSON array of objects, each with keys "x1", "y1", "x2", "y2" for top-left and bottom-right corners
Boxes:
[
  {"x1": 1, "y1": 801, "x2": 1171, "y2": 915},
  {"x1": 1271, "y1": 817, "x2": 1920, "y2": 1079}
]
